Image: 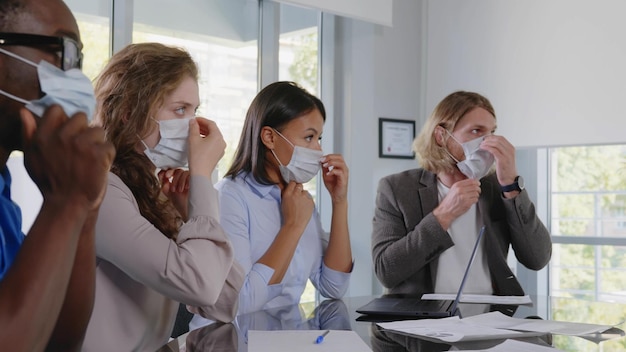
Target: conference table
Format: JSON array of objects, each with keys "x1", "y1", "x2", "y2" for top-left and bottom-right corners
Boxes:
[{"x1": 157, "y1": 295, "x2": 626, "y2": 351}]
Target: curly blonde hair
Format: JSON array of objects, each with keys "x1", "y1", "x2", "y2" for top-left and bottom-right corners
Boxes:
[
  {"x1": 414, "y1": 91, "x2": 495, "y2": 174},
  {"x1": 93, "y1": 42, "x2": 198, "y2": 239}
]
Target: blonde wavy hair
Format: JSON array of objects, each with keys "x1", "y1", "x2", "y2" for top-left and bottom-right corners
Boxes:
[
  {"x1": 93, "y1": 42, "x2": 198, "y2": 239},
  {"x1": 414, "y1": 91, "x2": 495, "y2": 174}
]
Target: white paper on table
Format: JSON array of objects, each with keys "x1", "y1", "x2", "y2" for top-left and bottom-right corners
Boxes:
[
  {"x1": 377, "y1": 316, "x2": 542, "y2": 343},
  {"x1": 248, "y1": 330, "x2": 372, "y2": 352},
  {"x1": 463, "y1": 311, "x2": 614, "y2": 336},
  {"x1": 460, "y1": 339, "x2": 564, "y2": 352},
  {"x1": 421, "y1": 293, "x2": 532, "y2": 305}
]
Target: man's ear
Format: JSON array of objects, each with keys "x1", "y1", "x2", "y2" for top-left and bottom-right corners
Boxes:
[
  {"x1": 260, "y1": 126, "x2": 275, "y2": 149},
  {"x1": 434, "y1": 126, "x2": 446, "y2": 147}
]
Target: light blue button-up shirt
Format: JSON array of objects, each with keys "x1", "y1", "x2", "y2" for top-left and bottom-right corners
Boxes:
[{"x1": 217, "y1": 171, "x2": 350, "y2": 315}]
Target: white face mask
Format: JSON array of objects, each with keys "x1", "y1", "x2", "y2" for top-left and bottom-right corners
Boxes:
[
  {"x1": 446, "y1": 130, "x2": 495, "y2": 180},
  {"x1": 0, "y1": 47, "x2": 96, "y2": 121},
  {"x1": 270, "y1": 129, "x2": 323, "y2": 184},
  {"x1": 142, "y1": 117, "x2": 192, "y2": 169}
]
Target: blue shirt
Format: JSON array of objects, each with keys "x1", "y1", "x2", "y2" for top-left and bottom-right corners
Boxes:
[
  {"x1": 217, "y1": 172, "x2": 350, "y2": 314},
  {"x1": 0, "y1": 167, "x2": 25, "y2": 281}
]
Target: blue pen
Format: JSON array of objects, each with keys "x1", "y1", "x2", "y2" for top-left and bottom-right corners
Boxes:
[{"x1": 314, "y1": 330, "x2": 330, "y2": 344}]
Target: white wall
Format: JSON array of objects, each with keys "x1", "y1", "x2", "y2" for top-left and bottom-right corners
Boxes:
[
  {"x1": 333, "y1": 0, "x2": 425, "y2": 296},
  {"x1": 425, "y1": 0, "x2": 626, "y2": 148}
]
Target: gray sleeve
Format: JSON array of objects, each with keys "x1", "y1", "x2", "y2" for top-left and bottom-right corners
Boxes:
[
  {"x1": 371, "y1": 176, "x2": 454, "y2": 289},
  {"x1": 502, "y1": 189, "x2": 552, "y2": 270}
]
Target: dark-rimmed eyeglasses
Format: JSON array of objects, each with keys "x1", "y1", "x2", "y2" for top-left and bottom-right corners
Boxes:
[{"x1": 0, "y1": 32, "x2": 83, "y2": 70}]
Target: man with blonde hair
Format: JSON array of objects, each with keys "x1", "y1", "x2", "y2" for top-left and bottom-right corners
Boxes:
[{"x1": 371, "y1": 91, "x2": 551, "y2": 299}]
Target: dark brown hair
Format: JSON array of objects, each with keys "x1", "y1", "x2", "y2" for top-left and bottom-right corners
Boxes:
[{"x1": 226, "y1": 81, "x2": 326, "y2": 184}]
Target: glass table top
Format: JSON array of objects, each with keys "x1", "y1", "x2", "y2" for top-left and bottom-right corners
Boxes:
[{"x1": 158, "y1": 295, "x2": 626, "y2": 351}]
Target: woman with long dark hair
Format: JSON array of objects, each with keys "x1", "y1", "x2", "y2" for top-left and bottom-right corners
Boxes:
[{"x1": 192, "y1": 81, "x2": 352, "y2": 328}]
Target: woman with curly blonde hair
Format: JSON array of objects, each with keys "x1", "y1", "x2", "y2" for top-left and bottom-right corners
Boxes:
[{"x1": 83, "y1": 42, "x2": 243, "y2": 351}]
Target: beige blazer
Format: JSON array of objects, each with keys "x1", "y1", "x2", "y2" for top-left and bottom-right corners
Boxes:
[{"x1": 83, "y1": 173, "x2": 244, "y2": 352}]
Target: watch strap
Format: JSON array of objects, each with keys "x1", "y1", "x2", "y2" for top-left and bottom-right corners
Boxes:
[{"x1": 501, "y1": 176, "x2": 522, "y2": 192}]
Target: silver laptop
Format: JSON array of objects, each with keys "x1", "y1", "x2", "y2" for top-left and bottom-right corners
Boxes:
[{"x1": 356, "y1": 226, "x2": 486, "y2": 318}]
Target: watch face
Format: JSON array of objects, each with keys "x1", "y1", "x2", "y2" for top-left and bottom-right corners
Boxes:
[{"x1": 517, "y1": 176, "x2": 525, "y2": 190}]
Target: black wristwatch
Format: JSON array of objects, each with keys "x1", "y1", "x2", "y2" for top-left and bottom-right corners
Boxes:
[{"x1": 501, "y1": 175, "x2": 524, "y2": 192}]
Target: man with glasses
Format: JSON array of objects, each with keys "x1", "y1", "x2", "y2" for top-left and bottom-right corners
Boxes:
[
  {"x1": 0, "y1": 33, "x2": 83, "y2": 71},
  {"x1": 0, "y1": 0, "x2": 114, "y2": 351}
]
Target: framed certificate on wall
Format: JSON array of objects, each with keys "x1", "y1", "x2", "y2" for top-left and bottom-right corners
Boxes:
[{"x1": 378, "y1": 118, "x2": 416, "y2": 159}]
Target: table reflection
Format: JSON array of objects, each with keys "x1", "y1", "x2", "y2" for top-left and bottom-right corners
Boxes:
[
  {"x1": 364, "y1": 298, "x2": 625, "y2": 352},
  {"x1": 370, "y1": 322, "x2": 451, "y2": 352},
  {"x1": 159, "y1": 296, "x2": 626, "y2": 352},
  {"x1": 364, "y1": 302, "x2": 533, "y2": 352},
  {"x1": 235, "y1": 298, "x2": 352, "y2": 348},
  {"x1": 187, "y1": 323, "x2": 237, "y2": 352},
  {"x1": 159, "y1": 299, "x2": 351, "y2": 352},
  {"x1": 368, "y1": 321, "x2": 557, "y2": 352}
]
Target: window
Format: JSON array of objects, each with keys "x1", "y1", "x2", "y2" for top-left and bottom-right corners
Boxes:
[
  {"x1": 278, "y1": 3, "x2": 321, "y2": 304},
  {"x1": 278, "y1": 10, "x2": 319, "y2": 94},
  {"x1": 549, "y1": 145, "x2": 626, "y2": 303},
  {"x1": 73, "y1": 12, "x2": 110, "y2": 81}
]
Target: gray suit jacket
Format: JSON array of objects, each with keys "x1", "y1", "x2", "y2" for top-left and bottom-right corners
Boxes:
[{"x1": 371, "y1": 168, "x2": 552, "y2": 296}]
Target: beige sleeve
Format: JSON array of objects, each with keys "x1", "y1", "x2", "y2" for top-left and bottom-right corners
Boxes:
[
  {"x1": 187, "y1": 260, "x2": 245, "y2": 322},
  {"x1": 95, "y1": 173, "x2": 242, "y2": 307}
]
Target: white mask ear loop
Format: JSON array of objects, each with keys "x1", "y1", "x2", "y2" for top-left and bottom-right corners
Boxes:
[
  {"x1": 139, "y1": 138, "x2": 150, "y2": 150},
  {"x1": 270, "y1": 128, "x2": 292, "y2": 167},
  {"x1": 270, "y1": 149, "x2": 284, "y2": 167},
  {"x1": 137, "y1": 133, "x2": 153, "y2": 151},
  {"x1": 0, "y1": 48, "x2": 39, "y2": 104},
  {"x1": 442, "y1": 129, "x2": 462, "y2": 163},
  {"x1": 272, "y1": 128, "x2": 295, "y2": 149},
  {"x1": 0, "y1": 88, "x2": 29, "y2": 105},
  {"x1": 0, "y1": 47, "x2": 39, "y2": 68},
  {"x1": 444, "y1": 129, "x2": 463, "y2": 146},
  {"x1": 138, "y1": 119, "x2": 161, "y2": 146}
]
